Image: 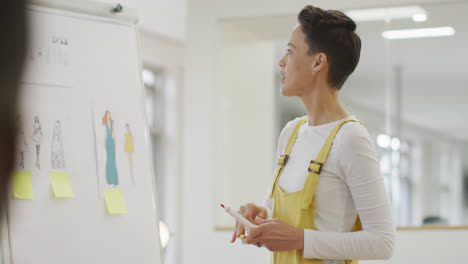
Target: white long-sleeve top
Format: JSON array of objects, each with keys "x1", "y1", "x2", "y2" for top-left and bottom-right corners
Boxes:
[{"x1": 263, "y1": 116, "x2": 395, "y2": 263}]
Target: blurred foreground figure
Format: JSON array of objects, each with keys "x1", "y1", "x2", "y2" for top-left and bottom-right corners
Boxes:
[{"x1": 0, "y1": 0, "x2": 27, "y2": 214}]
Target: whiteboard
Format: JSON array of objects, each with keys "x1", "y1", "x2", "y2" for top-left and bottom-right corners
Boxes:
[{"x1": 6, "y1": 4, "x2": 162, "y2": 264}]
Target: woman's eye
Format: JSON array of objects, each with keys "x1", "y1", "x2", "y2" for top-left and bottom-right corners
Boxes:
[{"x1": 287, "y1": 49, "x2": 292, "y2": 54}]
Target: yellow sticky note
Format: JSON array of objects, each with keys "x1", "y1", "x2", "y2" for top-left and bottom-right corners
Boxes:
[
  {"x1": 104, "y1": 189, "x2": 127, "y2": 215},
  {"x1": 50, "y1": 172, "x2": 74, "y2": 198},
  {"x1": 12, "y1": 171, "x2": 34, "y2": 199}
]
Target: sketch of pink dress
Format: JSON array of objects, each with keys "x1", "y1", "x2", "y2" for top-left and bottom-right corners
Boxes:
[{"x1": 51, "y1": 120, "x2": 66, "y2": 169}]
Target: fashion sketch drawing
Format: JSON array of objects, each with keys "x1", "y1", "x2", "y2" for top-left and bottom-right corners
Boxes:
[
  {"x1": 31, "y1": 116, "x2": 42, "y2": 169},
  {"x1": 124, "y1": 123, "x2": 134, "y2": 182},
  {"x1": 17, "y1": 116, "x2": 29, "y2": 169},
  {"x1": 51, "y1": 120, "x2": 66, "y2": 169},
  {"x1": 102, "y1": 110, "x2": 118, "y2": 186}
]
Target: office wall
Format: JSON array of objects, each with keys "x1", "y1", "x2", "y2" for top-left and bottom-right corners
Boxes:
[
  {"x1": 214, "y1": 41, "x2": 276, "y2": 227},
  {"x1": 139, "y1": 30, "x2": 184, "y2": 70},
  {"x1": 181, "y1": 8, "x2": 275, "y2": 261}
]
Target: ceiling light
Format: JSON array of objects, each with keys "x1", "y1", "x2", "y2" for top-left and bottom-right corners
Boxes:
[
  {"x1": 412, "y1": 13, "x2": 427, "y2": 22},
  {"x1": 345, "y1": 6, "x2": 427, "y2": 22},
  {"x1": 382, "y1": 27, "x2": 455, "y2": 39}
]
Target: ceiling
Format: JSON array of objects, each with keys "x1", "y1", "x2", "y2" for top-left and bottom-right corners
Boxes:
[
  {"x1": 222, "y1": 1, "x2": 468, "y2": 141},
  {"x1": 91, "y1": 0, "x2": 467, "y2": 140},
  {"x1": 94, "y1": 0, "x2": 459, "y2": 42}
]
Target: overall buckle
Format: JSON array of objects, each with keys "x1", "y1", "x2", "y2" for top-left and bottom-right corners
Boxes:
[
  {"x1": 308, "y1": 160, "x2": 323, "y2": 174},
  {"x1": 277, "y1": 154, "x2": 289, "y2": 166}
]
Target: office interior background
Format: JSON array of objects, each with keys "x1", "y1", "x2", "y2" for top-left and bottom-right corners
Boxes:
[{"x1": 12, "y1": 0, "x2": 468, "y2": 263}]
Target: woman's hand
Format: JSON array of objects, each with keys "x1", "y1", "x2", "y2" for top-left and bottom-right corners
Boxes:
[
  {"x1": 231, "y1": 203, "x2": 267, "y2": 243},
  {"x1": 242, "y1": 217, "x2": 304, "y2": 252}
]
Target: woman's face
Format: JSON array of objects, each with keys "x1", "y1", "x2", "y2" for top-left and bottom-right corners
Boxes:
[{"x1": 279, "y1": 25, "x2": 317, "y2": 97}]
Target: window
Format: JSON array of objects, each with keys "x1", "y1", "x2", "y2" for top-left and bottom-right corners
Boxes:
[
  {"x1": 376, "y1": 134, "x2": 412, "y2": 225},
  {"x1": 142, "y1": 66, "x2": 182, "y2": 264},
  {"x1": 142, "y1": 67, "x2": 171, "y2": 250}
]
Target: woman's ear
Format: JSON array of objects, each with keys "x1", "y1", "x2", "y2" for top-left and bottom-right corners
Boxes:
[{"x1": 313, "y1": 53, "x2": 327, "y2": 73}]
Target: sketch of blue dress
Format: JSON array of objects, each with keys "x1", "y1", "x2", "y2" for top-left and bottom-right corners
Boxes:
[{"x1": 105, "y1": 122, "x2": 118, "y2": 185}]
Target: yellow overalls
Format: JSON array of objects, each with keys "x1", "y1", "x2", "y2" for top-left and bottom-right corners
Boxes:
[{"x1": 268, "y1": 116, "x2": 363, "y2": 264}]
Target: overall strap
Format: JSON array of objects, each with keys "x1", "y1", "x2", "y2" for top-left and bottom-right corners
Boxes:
[
  {"x1": 268, "y1": 117, "x2": 308, "y2": 198},
  {"x1": 301, "y1": 117, "x2": 362, "y2": 209}
]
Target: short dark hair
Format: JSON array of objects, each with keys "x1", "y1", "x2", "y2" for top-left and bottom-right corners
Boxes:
[{"x1": 298, "y1": 5, "x2": 361, "y2": 90}]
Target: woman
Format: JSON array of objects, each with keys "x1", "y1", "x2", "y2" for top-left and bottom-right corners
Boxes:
[
  {"x1": 103, "y1": 110, "x2": 118, "y2": 186},
  {"x1": 231, "y1": 5, "x2": 395, "y2": 264},
  {"x1": 31, "y1": 116, "x2": 42, "y2": 169}
]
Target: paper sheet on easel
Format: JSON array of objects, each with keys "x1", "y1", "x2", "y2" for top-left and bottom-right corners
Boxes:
[
  {"x1": 104, "y1": 189, "x2": 127, "y2": 215},
  {"x1": 12, "y1": 171, "x2": 34, "y2": 199},
  {"x1": 50, "y1": 172, "x2": 74, "y2": 198}
]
